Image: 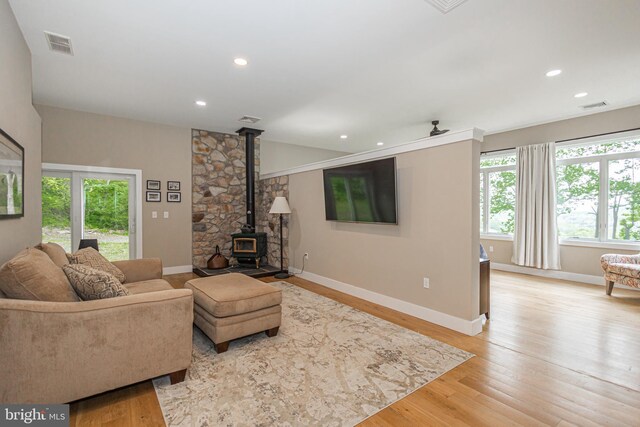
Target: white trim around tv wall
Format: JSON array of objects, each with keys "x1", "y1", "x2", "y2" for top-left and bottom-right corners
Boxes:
[
  {"x1": 261, "y1": 128, "x2": 484, "y2": 180},
  {"x1": 162, "y1": 265, "x2": 193, "y2": 275},
  {"x1": 289, "y1": 268, "x2": 484, "y2": 336}
]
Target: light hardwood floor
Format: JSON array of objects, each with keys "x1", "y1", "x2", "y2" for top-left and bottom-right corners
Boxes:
[{"x1": 69, "y1": 271, "x2": 640, "y2": 426}]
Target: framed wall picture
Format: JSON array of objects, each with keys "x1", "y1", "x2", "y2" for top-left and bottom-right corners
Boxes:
[
  {"x1": 0, "y1": 128, "x2": 25, "y2": 219},
  {"x1": 146, "y1": 191, "x2": 161, "y2": 202},
  {"x1": 147, "y1": 180, "x2": 161, "y2": 190},
  {"x1": 167, "y1": 181, "x2": 181, "y2": 191},
  {"x1": 167, "y1": 192, "x2": 181, "y2": 203}
]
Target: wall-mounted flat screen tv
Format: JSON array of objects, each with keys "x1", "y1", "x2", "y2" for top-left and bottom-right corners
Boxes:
[{"x1": 323, "y1": 157, "x2": 397, "y2": 224}]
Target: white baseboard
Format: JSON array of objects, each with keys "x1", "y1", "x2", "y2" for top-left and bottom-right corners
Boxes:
[
  {"x1": 491, "y1": 262, "x2": 604, "y2": 285},
  {"x1": 288, "y1": 268, "x2": 483, "y2": 336},
  {"x1": 163, "y1": 265, "x2": 193, "y2": 275},
  {"x1": 491, "y1": 262, "x2": 640, "y2": 291}
]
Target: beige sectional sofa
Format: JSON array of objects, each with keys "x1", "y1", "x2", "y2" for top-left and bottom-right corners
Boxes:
[{"x1": 0, "y1": 248, "x2": 194, "y2": 404}]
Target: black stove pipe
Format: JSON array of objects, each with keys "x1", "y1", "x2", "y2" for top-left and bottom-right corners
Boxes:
[{"x1": 236, "y1": 127, "x2": 264, "y2": 230}]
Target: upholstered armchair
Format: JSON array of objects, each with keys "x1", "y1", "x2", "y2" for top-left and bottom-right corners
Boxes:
[{"x1": 600, "y1": 253, "x2": 640, "y2": 295}]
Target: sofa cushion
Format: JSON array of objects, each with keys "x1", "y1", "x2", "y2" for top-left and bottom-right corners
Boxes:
[
  {"x1": 36, "y1": 242, "x2": 70, "y2": 267},
  {"x1": 0, "y1": 248, "x2": 80, "y2": 302},
  {"x1": 63, "y1": 264, "x2": 129, "y2": 300},
  {"x1": 124, "y1": 279, "x2": 174, "y2": 295},
  {"x1": 185, "y1": 273, "x2": 282, "y2": 317},
  {"x1": 68, "y1": 247, "x2": 126, "y2": 283}
]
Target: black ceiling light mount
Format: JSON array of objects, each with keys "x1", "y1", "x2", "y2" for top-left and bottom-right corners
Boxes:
[{"x1": 430, "y1": 120, "x2": 449, "y2": 137}]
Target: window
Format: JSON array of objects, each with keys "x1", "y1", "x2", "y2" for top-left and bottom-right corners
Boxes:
[
  {"x1": 556, "y1": 162, "x2": 600, "y2": 239},
  {"x1": 480, "y1": 153, "x2": 516, "y2": 236},
  {"x1": 557, "y1": 131, "x2": 640, "y2": 243},
  {"x1": 480, "y1": 130, "x2": 640, "y2": 245},
  {"x1": 42, "y1": 164, "x2": 142, "y2": 260}
]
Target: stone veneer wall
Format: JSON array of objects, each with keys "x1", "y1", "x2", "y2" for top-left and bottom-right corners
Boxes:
[
  {"x1": 257, "y1": 175, "x2": 289, "y2": 269},
  {"x1": 191, "y1": 129, "x2": 260, "y2": 268}
]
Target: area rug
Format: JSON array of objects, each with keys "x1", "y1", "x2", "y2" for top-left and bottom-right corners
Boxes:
[{"x1": 153, "y1": 282, "x2": 473, "y2": 426}]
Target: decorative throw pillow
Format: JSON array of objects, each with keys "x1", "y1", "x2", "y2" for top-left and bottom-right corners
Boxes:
[
  {"x1": 0, "y1": 248, "x2": 80, "y2": 302},
  {"x1": 62, "y1": 264, "x2": 129, "y2": 300},
  {"x1": 67, "y1": 247, "x2": 126, "y2": 283},
  {"x1": 36, "y1": 242, "x2": 70, "y2": 268}
]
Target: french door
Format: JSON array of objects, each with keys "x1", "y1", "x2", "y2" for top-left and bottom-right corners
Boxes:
[{"x1": 42, "y1": 164, "x2": 142, "y2": 260}]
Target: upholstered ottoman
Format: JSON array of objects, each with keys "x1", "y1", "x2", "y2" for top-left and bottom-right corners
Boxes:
[{"x1": 185, "y1": 273, "x2": 282, "y2": 353}]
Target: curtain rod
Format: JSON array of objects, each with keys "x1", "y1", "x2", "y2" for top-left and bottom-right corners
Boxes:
[{"x1": 481, "y1": 126, "x2": 640, "y2": 155}]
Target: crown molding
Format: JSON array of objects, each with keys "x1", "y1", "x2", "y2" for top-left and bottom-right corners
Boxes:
[{"x1": 260, "y1": 128, "x2": 484, "y2": 180}]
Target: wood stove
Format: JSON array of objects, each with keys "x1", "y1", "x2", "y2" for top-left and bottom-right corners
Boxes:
[{"x1": 231, "y1": 232, "x2": 267, "y2": 268}]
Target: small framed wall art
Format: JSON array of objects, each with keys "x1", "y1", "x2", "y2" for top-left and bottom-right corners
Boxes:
[
  {"x1": 146, "y1": 191, "x2": 161, "y2": 202},
  {"x1": 167, "y1": 192, "x2": 181, "y2": 203},
  {"x1": 0, "y1": 128, "x2": 25, "y2": 219},
  {"x1": 147, "y1": 180, "x2": 161, "y2": 190},
  {"x1": 167, "y1": 181, "x2": 181, "y2": 191}
]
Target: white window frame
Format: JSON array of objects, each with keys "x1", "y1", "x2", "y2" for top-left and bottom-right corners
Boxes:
[
  {"x1": 480, "y1": 129, "x2": 640, "y2": 250},
  {"x1": 42, "y1": 163, "x2": 143, "y2": 259},
  {"x1": 556, "y1": 130, "x2": 640, "y2": 249},
  {"x1": 480, "y1": 151, "x2": 516, "y2": 238}
]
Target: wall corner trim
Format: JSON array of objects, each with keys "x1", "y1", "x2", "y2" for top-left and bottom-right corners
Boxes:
[
  {"x1": 162, "y1": 265, "x2": 194, "y2": 275},
  {"x1": 288, "y1": 268, "x2": 484, "y2": 336},
  {"x1": 260, "y1": 128, "x2": 485, "y2": 180}
]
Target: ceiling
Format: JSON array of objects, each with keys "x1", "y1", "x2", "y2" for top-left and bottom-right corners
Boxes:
[{"x1": 9, "y1": 0, "x2": 640, "y2": 152}]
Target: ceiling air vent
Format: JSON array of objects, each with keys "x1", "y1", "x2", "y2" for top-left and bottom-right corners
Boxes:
[
  {"x1": 238, "y1": 115, "x2": 261, "y2": 124},
  {"x1": 424, "y1": 0, "x2": 469, "y2": 14},
  {"x1": 581, "y1": 101, "x2": 608, "y2": 110},
  {"x1": 44, "y1": 31, "x2": 73, "y2": 56}
]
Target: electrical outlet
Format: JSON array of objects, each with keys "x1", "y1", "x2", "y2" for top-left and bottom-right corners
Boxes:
[
  {"x1": 152, "y1": 211, "x2": 157, "y2": 219},
  {"x1": 489, "y1": 246, "x2": 494, "y2": 252},
  {"x1": 304, "y1": 252, "x2": 309, "y2": 260},
  {"x1": 164, "y1": 211, "x2": 169, "y2": 219},
  {"x1": 423, "y1": 277, "x2": 430, "y2": 289}
]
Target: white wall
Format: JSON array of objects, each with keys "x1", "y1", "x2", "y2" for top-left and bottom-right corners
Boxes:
[
  {"x1": 37, "y1": 105, "x2": 192, "y2": 269},
  {"x1": 482, "y1": 104, "x2": 640, "y2": 278},
  {"x1": 287, "y1": 136, "x2": 482, "y2": 334},
  {"x1": 0, "y1": 0, "x2": 42, "y2": 264},
  {"x1": 261, "y1": 140, "x2": 349, "y2": 175}
]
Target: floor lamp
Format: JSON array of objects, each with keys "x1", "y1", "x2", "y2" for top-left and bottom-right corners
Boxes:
[{"x1": 269, "y1": 196, "x2": 291, "y2": 279}]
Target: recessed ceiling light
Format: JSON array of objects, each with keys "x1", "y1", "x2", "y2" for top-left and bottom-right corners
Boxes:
[
  {"x1": 234, "y1": 57, "x2": 248, "y2": 66},
  {"x1": 377, "y1": 142, "x2": 384, "y2": 146},
  {"x1": 340, "y1": 135, "x2": 348, "y2": 139},
  {"x1": 574, "y1": 92, "x2": 588, "y2": 98},
  {"x1": 195, "y1": 100, "x2": 207, "y2": 107},
  {"x1": 546, "y1": 69, "x2": 562, "y2": 77}
]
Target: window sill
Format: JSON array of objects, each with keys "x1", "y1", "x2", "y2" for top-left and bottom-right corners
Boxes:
[
  {"x1": 480, "y1": 234, "x2": 513, "y2": 241},
  {"x1": 480, "y1": 235, "x2": 640, "y2": 251},
  {"x1": 559, "y1": 239, "x2": 640, "y2": 251}
]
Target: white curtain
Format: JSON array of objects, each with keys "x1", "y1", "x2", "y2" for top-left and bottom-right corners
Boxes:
[{"x1": 512, "y1": 142, "x2": 561, "y2": 269}]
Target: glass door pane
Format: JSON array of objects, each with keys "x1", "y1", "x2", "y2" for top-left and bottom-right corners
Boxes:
[
  {"x1": 82, "y1": 177, "x2": 130, "y2": 261},
  {"x1": 42, "y1": 175, "x2": 72, "y2": 252}
]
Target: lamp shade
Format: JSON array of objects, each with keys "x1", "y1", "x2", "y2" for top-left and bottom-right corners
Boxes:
[{"x1": 269, "y1": 196, "x2": 291, "y2": 214}]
